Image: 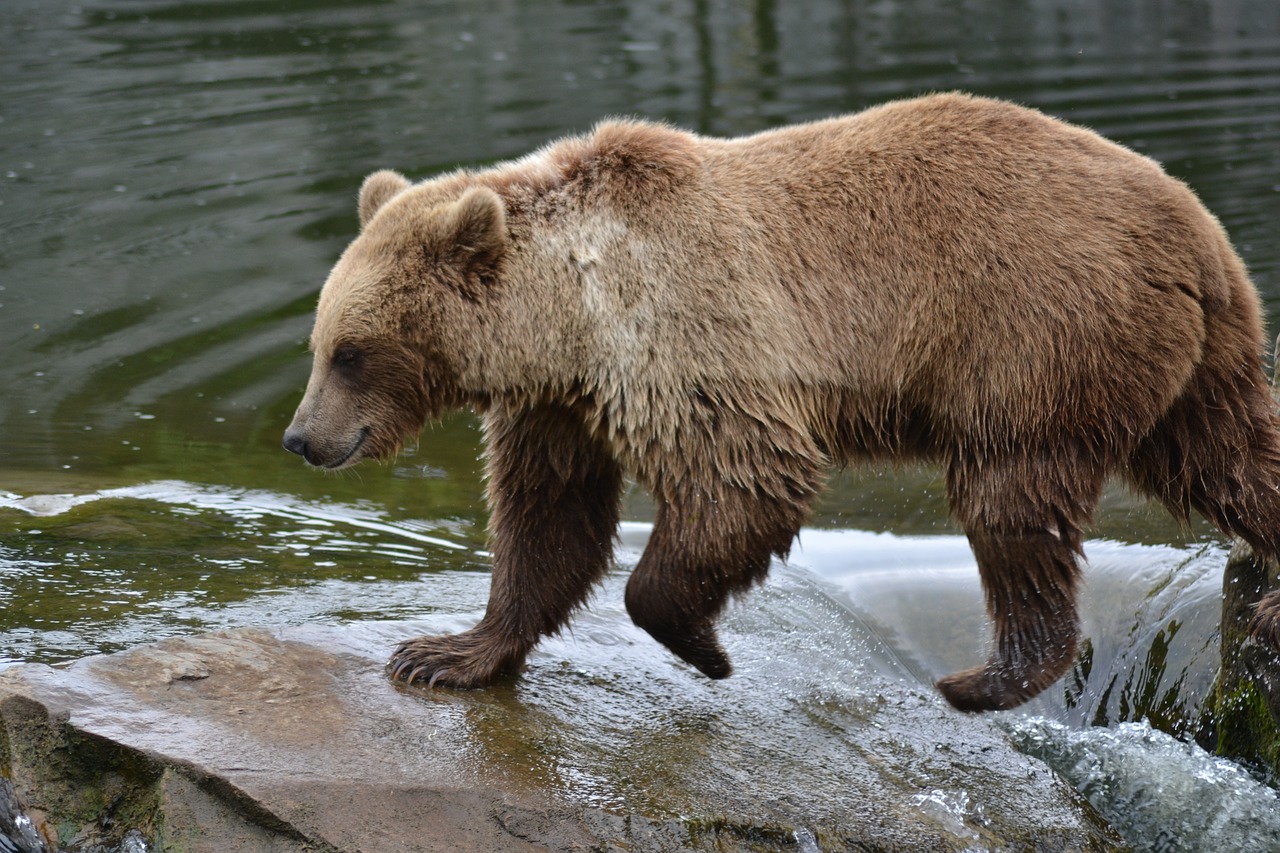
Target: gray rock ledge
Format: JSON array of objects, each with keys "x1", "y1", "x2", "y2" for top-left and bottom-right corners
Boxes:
[{"x1": 0, "y1": 615, "x2": 1126, "y2": 852}]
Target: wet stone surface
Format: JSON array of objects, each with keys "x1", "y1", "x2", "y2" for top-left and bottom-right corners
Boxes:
[{"x1": 0, "y1": 601, "x2": 1126, "y2": 852}]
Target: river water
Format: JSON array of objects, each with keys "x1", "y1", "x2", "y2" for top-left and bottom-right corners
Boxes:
[{"x1": 3, "y1": 1, "x2": 1280, "y2": 850}]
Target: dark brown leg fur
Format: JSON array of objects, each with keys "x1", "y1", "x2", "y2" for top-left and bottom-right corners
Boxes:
[
  {"x1": 625, "y1": 482, "x2": 810, "y2": 679},
  {"x1": 1127, "y1": 338, "x2": 1280, "y2": 653},
  {"x1": 937, "y1": 528, "x2": 1085, "y2": 711},
  {"x1": 388, "y1": 402, "x2": 622, "y2": 687},
  {"x1": 624, "y1": 393, "x2": 825, "y2": 678},
  {"x1": 937, "y1": 446, "x2": 1102, "y2": 712}
]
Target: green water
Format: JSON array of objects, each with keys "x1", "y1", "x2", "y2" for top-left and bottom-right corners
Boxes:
[{"x1": 3, "y1": 0, "x2": 1280, "y2": 700}]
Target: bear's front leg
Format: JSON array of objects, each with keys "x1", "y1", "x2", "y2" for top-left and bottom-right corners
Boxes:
[
  {"x1": 625, "y1": 480, "x2": 811, "y2": 679},
  {"x1": 389, "y1": 402, "x2": 622, "y2": 687}
]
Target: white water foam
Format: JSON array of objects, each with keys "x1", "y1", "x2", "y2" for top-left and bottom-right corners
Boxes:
[{"x1": 1007, "y1": 717, "x2": 1280, "y2": 852}]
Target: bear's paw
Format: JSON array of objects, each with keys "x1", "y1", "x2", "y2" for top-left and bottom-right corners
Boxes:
[{"x1": 388, "y1": 628, "x2": 524, "y2": 688}]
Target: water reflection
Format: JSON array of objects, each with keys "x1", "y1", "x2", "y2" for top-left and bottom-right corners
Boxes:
[
  {"x1": 3, "y1": 0, "x2": 1280, "y2": 481},
  {"x1": 0, "y1": 481, "x2": 486, "y2": 663}
]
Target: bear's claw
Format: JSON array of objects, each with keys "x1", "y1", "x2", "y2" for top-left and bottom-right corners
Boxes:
[{"x1": 387, "y1": 629, "x2": 521, "y2": 689}]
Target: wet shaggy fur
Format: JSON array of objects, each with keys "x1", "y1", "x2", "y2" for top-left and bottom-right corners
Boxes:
[{"x1": 284, "y1": 93, "x2": 1280, "y2": 712}]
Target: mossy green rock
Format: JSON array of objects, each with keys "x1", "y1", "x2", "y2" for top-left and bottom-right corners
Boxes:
[{"x1": 1200, "y1": 539, "x2": 1280, "y2": 779}]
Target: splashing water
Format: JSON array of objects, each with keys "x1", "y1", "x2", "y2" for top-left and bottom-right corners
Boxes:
[{"x1": 1006, "y1": 717, "x2": 1280, "y2": 853}]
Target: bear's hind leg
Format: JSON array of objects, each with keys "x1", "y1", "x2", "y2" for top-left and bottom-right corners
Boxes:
[
  {"x1": 1127, "y1": 351, "x2": 1280, "y2": 651},
  {"x1": 389, "y1": 402, "x2": 623, "y2": 687},
  {"x1": 937, "y1": 448, "x2": 1101, "y2": 712},
  {"x1": 1128, "y1": 358, "x2": 1280, "y2": 557}
]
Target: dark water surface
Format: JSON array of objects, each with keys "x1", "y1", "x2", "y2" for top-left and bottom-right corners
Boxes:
[{"x1": 3, "y1": 2, "x2": 1280, "y2": 845}]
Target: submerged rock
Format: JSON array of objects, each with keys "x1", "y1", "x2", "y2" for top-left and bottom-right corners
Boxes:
[{"x1": 0, "y1": 566, "x2": 1124, "y2": 852}]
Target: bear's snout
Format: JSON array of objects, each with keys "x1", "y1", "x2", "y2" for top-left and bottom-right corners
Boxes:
[
  {"x1": 282, "y1": 418, "x2": 371, "y2": 469},
  {"x1": 282, "y1": 425, "x2": 307, "y2": 457}
]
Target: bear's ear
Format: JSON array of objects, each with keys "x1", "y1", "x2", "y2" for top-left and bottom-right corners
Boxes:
[
  {"x1": 358, "y1": 170, "x2": 411, "y2": 228},
  {"x1": 439, "y1": 186, "x2": 508, "y2": 272}
]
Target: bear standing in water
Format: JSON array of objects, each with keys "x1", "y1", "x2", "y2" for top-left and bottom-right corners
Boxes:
[{"x1": 284, "y1": 93, "x2": 1280, "y2": 712}]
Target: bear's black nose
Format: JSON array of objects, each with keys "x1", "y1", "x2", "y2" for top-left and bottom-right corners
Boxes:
[{"x1": 282, "y1": 427, "x2": 308, "y2": 458}]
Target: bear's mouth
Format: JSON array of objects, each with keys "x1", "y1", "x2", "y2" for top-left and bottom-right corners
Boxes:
[{"x1": 323, "y1": 427, "x2": 370, "y2": 469}]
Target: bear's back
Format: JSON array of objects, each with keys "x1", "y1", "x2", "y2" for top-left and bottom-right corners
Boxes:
[{"x1": 662, "y1": 94, "x2": 1244, "y2": 447}]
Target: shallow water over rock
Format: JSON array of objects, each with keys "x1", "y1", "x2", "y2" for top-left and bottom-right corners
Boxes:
[{"x1": 3, "y1": 486, "x2": 1276, "y2": 851}]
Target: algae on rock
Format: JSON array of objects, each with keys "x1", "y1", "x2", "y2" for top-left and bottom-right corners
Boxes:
[{"x1": 1200, "y1": 538, "x2": 1280, "y2": 780}]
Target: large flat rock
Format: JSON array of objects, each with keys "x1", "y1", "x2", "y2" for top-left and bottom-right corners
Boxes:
[{"x1": 0, "y1": 567, "x2": 1126, "y2": 852}]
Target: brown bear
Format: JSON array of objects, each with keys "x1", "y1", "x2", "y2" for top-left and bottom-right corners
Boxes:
[{"x1": 284, "y1": 92, "x2": 1280, "y2": 712}]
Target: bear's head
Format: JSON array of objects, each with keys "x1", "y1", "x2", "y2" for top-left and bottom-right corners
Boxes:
[{"x1": 283, "y1": 170, "x2": 508, "y2": 469}]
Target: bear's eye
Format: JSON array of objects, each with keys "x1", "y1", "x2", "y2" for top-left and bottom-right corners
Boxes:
[{"x1": 332, "y1": 345, "x2": 365, "y2": 372}]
